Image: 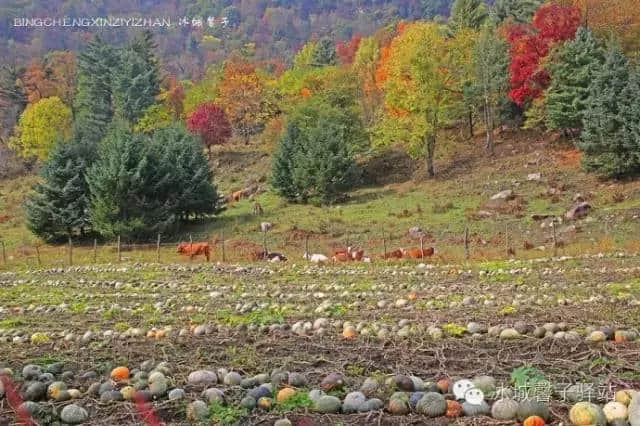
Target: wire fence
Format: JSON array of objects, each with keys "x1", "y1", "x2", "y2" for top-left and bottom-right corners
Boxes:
[{"x1": 0, "y1": 208, "x2": 638, "y2": 270}]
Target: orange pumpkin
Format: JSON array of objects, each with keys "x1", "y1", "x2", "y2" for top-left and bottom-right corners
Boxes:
[
  {"x1": 614, "y1": 330, "x2": 628, "y2": 343},
  {"x1": 437, "y1": 378, "x2": 451, "y2": 393},
  {"x1": 342, "y1": 327, "x2": 358, "y2": 340},
  {"x1": 110, "y1": 366, "x2": 130, "y2": 382},
  {"x1": 446, "y1": 400, "x2": 463, "y2": 418},
  {"x1": 523, "y1": 415, "x2": 546, "y2": 426}
]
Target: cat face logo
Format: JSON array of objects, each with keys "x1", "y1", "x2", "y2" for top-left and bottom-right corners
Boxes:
[
  {"x1": 453, "y1": 379, "x2": 474, "y2": 400},
  {"x1": 465, "y1": 387, "x2": 485, "y2": 405}
]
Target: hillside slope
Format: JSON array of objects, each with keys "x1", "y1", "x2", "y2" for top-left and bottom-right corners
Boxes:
[{"x1": 1, "y1": 131, "x2": 639, "y2": 267}]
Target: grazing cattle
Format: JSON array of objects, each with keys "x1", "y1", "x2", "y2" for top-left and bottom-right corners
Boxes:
[
  {"x1": 231, "y1": 190, "x2": 244, "y2": 202},
  {"x1": 332, "y1": 252, "x2": 350, "y2": 262},
  {"x1": 384, "y1": 249, "x2": 404, "y2": 259},
  {"x1": 251, "y1": 250, "x2": 288, "y2": 262},
  {"x1": 402, "y1": 247, "x2": 435, "y2": 259},
  {"x1": 350, "y1": 248, "x2": 365, "y2": 261},
  {"x1": 304, "y1": 253, "x2": 329, "y2": 264},
  {"x1": 177, "y1": 242, "x2": 211, "y2": 261}
]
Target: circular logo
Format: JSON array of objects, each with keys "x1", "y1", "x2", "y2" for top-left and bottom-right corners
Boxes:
[{"x1": 453, "y1": 379, "x2": 474, "y2": 400}]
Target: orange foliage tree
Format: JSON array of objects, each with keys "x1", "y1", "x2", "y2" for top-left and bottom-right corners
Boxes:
[
  {"x1": 572, "y1": 0, "x2": 640, "y2": 57},
  {"x1": 218, "y1": 60, "x2": 273, "y2": 144}
]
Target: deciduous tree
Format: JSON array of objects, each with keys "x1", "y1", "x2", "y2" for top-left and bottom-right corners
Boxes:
[
  {"x1": 186, "y1": 102, "x2": 232, "y2": 158},
  {"x1": 506, "y1": 3, "x2": 581, "y2": 106},
  {"x1": 375, "y1": 22, "x2": 474, "y2": 177},
  {"x1": 10, "y1": 96, "x2": 72, "y2": 161}
]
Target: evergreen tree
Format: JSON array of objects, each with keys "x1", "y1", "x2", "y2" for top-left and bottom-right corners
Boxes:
[
  {"x1": 546, "y1": 27, "x2": 605, "y2": 134},
  {"x1": 113, "y1": 31, "x2": 161, "y2": 124},
  {"x1": 151, "y1": 125, "x2": 224, "y2": 221},
  {"x1": 579, "y1": 46, "x2": 640, "y2": 177},
  {"x1": 271, "y1": 123, "x2": 302, "y2": 201},
  {"x1": 73, "y1": 37, "x2": 118, "y2": 145},
  {"x1": 450, "y1": 0, "x2": 488, "y2": 31},
  {"x1": 25, "y1": 139, "x2": 92, "y2": 241},
  {"x1": 492, "y1": 0, "x2": 544, "y2": 24},
  {"x1": 271, "y1": 101, "x2": 359, "y2": 205},
  {"x1": 312, "y1": 38, "x2": 337, "y2": 67},
  {"x1": 86, "y1": 121, "x2": 169, "y2": 240},
  {"x1": 421, "y1": 0, "x2": 453, "y2": 19}
]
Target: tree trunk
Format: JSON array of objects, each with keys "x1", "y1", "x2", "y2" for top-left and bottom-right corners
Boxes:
[
  {"x1": 426, "y1": 112, "x2": 439, "y2": 177},
  {"x1": 484, "y1": 99, "x2": 494, "y2": 156}
]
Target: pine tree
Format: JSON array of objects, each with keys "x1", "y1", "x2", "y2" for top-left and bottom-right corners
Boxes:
[
  {"x1": 579, "y1": 45, "x2": 640, "y2": 177},
  {"x1": 86, "y1": 121, "x2": 169, "y2": 240},
  {"x1": 25, "y1": 139, "x2": 92, "y2": 241},
  {"x1": 113, "y1": 31, "x2": 161, "y2": 124},
  {"x1": 312, "y1": 39, "x2": 337, "y2": 67},
  {"x1": 450, "y1": 0, "x2": 488, "y2": 31},
  {"x1": 73, "y1": 37, "x2": 118, "y2": 145},
  {"x1": 151, "y1": 125, "x2": 224, "y2": 221},
  {"x1": 271, "y1": 101, "x2": 359, "y2": 205},
  {"x1": 271, "y1": 123, "x2": 302, "y2": 201},
  {"x1": 492, "y1": 0, "x2": 544, "y2": 24},
  {"x1": 546, "y1": 27, "x2": 605, "y2": 134}
]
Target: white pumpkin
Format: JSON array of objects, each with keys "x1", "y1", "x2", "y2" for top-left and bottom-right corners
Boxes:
[{"x1": 603, "y1": 401, "x2": 628, "y2": 422}]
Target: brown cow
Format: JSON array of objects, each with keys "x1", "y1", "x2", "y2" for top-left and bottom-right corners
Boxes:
[
  {"x1": 177, "y1": 242, "x2": 211, "y2": 261},
  {"x1": 384, "y1": 249, "x2": 404, "y2": 259},
  {"x1": 402, "y1": 247, "x2": 435, "y2": 259}
]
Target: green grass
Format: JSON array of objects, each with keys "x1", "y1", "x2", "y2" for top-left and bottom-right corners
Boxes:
[
  {"x1": 209, "y1": 403, "x2": 248, "y2": 426},
  {"x1": 275, "y1": 391, "x2": 313, "y2": 413},
  {"x1": 0, "y1": 317, "x2": 26, "y2": 329}
]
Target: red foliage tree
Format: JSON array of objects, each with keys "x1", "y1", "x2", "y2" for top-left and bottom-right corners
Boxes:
[
  {"x1": 336, "y1": 35, "x2": 362, "y2": 65},
  {"x1": 186, "y1": 103, "x2": 232, "y2": 158},
  {"x1": 507, "y1": 3, "x2": 581, "y2": 106}
]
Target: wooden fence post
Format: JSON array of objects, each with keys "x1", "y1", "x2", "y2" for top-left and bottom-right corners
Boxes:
[
  {"x1": 382, "y1": 231, "x2": 387, "y2": 259},
  {"x1": 2, "y1": 240, "x2": 7, "y2": 265},
  {"x1": 68, "y1": 235, "x2": 73, "y2": 266},
  {"x1": 552, "y1": 221, "x2": 558, "y2": 256},
  {"x1": 117, "y1": 235, "x2": 121, "y2": 262},
  {"x1": 263, "y1": 230, "x2": 268, "y2": 255},
  {"x1": 420, "y1": 236, "x2": 425, "y2": 260},
  {"x1": 464, "y1": 226, "x2": 470, "y2": 260},
  {"x1": 305, "y1": 235, "x2": 309, "y2": 259},
  {"x1": 93, "y1": 239, "x2": 97, "y2": 263},
  {"x1": 156, "y1": 234, "x2": 161, "y2": 263},
  {"x1": 35, "y1": 244, "x2": 41, "y2": 266},
  {"x1": 189, "y1": 234, "x2": 193, "y2": 262},
  {"x1": 504, "y1": 223, "x2": 509, "y2": 255},
  {"x1": 221, "y1": 229, "x2": 226, "y2": 262}
]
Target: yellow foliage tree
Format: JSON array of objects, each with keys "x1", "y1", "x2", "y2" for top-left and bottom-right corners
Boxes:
[
  {"x1": 9, "y1": 96, "x2": 72, "y2": 161},
  {"x1": 375, "y1": 22, "x2": 475, "y2": 177}
]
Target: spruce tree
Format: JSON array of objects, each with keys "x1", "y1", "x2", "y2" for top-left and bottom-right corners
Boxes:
[
  {"x1": 86, "y1": 121, "x2": 169, "y2": 240},
  {"x1": 271, "y1": 101, "x2": 359, "y2": 205},
  {"x1": 492, "y1": 0, "x2": 544, "y2": 24},
  {"x1": 450, "y1": 0, "x2": 488, "y2": 31},
  {"x1": 25, "y1": 139, "x2": 92, "y2": 241},
  {"x1": 271, "y1": 123, "x2": 302, "y2": 201},
  {"x1": 546, "y1": 27, "x2": 605, "y2": 134},
  {"x1": 113, "y1": 31, "x2": 160, "y2": 124},
  {"x1": 151, "y1": 125, "x2": 224, "y2": 221},
  {"x1": 312, "y1": 39, "x2": 337, "y2": 67},
  {"x1": 579, "y1": 46, "x2": 640, "y2": 178},
  {"x1": 73, "y1": 37, "x2": 118, "y2": 145}
]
